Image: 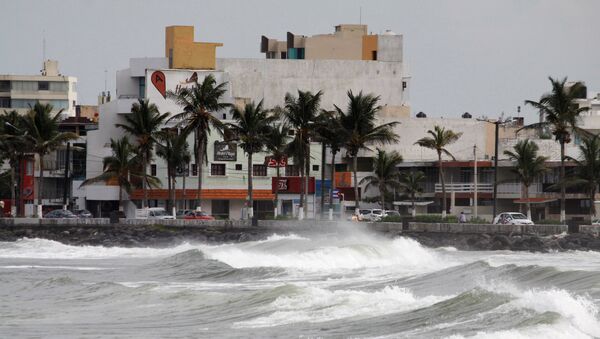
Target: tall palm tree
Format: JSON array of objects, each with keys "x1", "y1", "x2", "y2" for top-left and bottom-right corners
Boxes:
[
  {"x1": 167, "y1": 74, "x2": 231, "y2": 211},
  {"x1": 315, "y1": 110, "x2": 347, "y2": 219},
  {"x1": 337, "y1": 90, "x2": 399, "y2": 214},
  {"x1": 504, "y1": 139, "x2": 548, "y2": 220},
  {"x1": 414, "y1": 125, "x2": 462, "y2": 218},
  {"x1": 20, "y1": 103, "x2": 78, "y2": 217},
  {"x1": 227, "y1": 100, "x2": 275, "y2": 219},
  {"x1": 156, "y1": 130, "x2": 191, "y2": 215},
  {"x1": 284, "y1": 90, "x2": 323, "y2": 219},
  {"x1": 565, "y1": 134, "x2": 600, "y2": 220},
  {"x1": 0, "y1": 110, "x2": 28, "y2": 216},
  {"x1": 115, "y1": 99, "x2": 169, "y2": 209},
  {"x1": 398, "y1": 171, "x2": 426, "y2": 217},
  {"x1": 81, "y1": 137, "x2": 159, "y2": 212},
  {"x1": 264, "y1": 122, "x2": 289, "y2": 217},
  {"x1": 359, "y1": 149, "x2": 403, "y2": 210},
  {"x1": 523, "y1": 77, "x2": 589, "y2": 222}
]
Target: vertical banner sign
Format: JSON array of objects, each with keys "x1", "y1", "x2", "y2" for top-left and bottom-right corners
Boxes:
[{"x1": 151, "y1": 71, "x2": 167, "y2": 98}]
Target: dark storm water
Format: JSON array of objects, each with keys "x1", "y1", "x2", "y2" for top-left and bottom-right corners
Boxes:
[{"x1": 1, "y1": 229, "x2": 599, "y2": 338}]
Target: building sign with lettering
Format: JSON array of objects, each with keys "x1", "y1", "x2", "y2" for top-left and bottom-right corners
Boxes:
[
  {"x1": 271, "y1": 177, "x2": 315, "y2": 194},
  {"x1": 265, "y1": 156, "x2": 288, "y2": 167},
  {"x1": 214, "y1": 141, "x2": 237, "y2": 161}
]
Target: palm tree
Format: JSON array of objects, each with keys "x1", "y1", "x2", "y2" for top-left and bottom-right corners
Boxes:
[
  {"x1": 0, "y1": 110, "x2": 28, "y2": 216},
  {"x1": 315, "y1": 110, "x2": 347, "y2": 219},
  {"x1": 115, "y1": 99, "x2": 169, "y2": 209},
  {"x1": 398, "y1": 171, "x2": 426, "y2": 217},
  {"x1": 337, "y1": 90, "x2": 399, "y2": 215},
  {"x1": 156, "y1": 130, "x2": 191, "y2": 215},
  {"x1": 264, "y1": 122, "x2": 289, "y2": 217},
  {"x1": 523, "y1": 77, "x2": 589, "y2": 222},
  {"x1": 359, "y1": 149, "x2": 403, "y2": 210},
  {"x1": 168, "y1": 74, "x2": 231, "y2": 211},
  {"x1": 20, "y1": 103, "x2": 78, "y2": 217},
  {"x1": 504, "y1": 139, "x2": 548, "y2": 220},
  {"x1": 81, "y1": 137, "x2": 159, "y2": 212},
  {"x1": 414, "y1": 125, "x2": 462, "y2": 218},
  {"x1": 565, "y1": 135, "x2": 600, "y2": 220},
  {"x1": 284, "y1": 90, "x2": 323, "y2": 219},
  {"x1": 227, "y1": 100, "x2": 275, "y2": 219}
]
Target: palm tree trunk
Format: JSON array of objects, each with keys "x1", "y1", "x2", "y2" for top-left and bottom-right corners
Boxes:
[
  {"x1": 118, "y1": 185, "x2": 123, "y2": 212},
  {"x1": 305, "y1": 145, "x2": 310, "y2": 218},
  {"x1": 320, "y1": 143, "x2": 326, "y2": 219},
  {"x1": 299, "y1": 160, "x2": 304, "y2": 220},
  {"x1": 10, "y1": 161, "x2": 15, "y2": 217},
  {"x1": 170, "y1": 172, "x2": 176, "y2": 217},
  {"x1": 329, "y1": 150, "x2": 337, "y2": 220},
  {"x1": 182, "y1": 168, "x2": 186, "y2": 211},
  {"x1": 590, "y1": 188, "x2": 596, "y2": 221},
  {"x1": 142, "y1": 153, "x2": 147, "y2": 209},
  {"x1": 38, "y1": 154, "x2": 44, "y2": 217},
  {"x1": 167, "y1": 165, "x2": 172, "y2": 212},
  {"x1": 560, "y1": 140, "x2": 566, "y2": 223},
  {"x1": 274, "y1": 165, "x2": 280, "y2": 218},
  {"x1": 525, "y1": 183, "x2": 531, "y2": 220},
  {"x1": 247, "y1": 152, "x2": 254, "y2": 219},
  {"x1": 412, "y1": 192, "x2": 416, "y2": 217},
  {"x1": 197, "y1": 129, "x2": 204, "y2": 211},
  {"x1": 380, "y1": 183, "x2": 385, "y2": 211},
  {"x1": 438, "y1": 152, "x2": 447, "y2": 218},
  {"x1": 353, "y1": 154, "x2": 359, "y2": 215}
]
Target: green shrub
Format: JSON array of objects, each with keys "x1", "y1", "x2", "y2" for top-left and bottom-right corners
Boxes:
[
  {"x1": 414, "y1": 214, "x2": 458, "y2": 223},
  {"x1": 380, "y1": 215, "x2": 404, "y2": 223},
  {"x1": 535, "y1": 219, "x2": 562, "y2": 225},
  {"x1": 468, "y1": 217, "x2": 490, "y2": 224}
]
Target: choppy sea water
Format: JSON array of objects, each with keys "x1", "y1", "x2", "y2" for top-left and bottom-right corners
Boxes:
[{"x1": 1, "y1": 228, "x2": 599, "y2": 338}]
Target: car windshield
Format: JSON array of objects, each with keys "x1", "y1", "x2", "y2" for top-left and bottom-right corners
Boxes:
[
  {"x1": 510, "y1": 213, "x2": 527, "y2": 220},
  {"x1": 372, "y1": 210, "x2": 383, "y2": 215},
  {"x1": 152, "y1": 209, "x2": 167, "y2": 216},
  {"x1": 360, "y1": 210, "x2": 371, "y2": 214}
]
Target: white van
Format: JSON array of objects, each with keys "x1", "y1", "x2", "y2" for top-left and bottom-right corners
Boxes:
[{"x1": 135, "y1": 207, "x2": 176, "y2": 220}]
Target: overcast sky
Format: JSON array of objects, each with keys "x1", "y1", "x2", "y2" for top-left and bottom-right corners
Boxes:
[{"x1": 2, "y1": 0, "x2": 599, "y2": 121}]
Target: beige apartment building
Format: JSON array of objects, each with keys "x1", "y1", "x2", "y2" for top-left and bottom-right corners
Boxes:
[{"x1": 0, "y1": 60, "x2": 77, "y2": 117}]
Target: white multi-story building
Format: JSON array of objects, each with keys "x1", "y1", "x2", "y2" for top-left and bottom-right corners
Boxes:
[
  {"x1": 83, "y1": 25, "x2": 410, "y2": 219},
  {"x1": 0, "y1": 60, "x2": 77, "y2": 117}
]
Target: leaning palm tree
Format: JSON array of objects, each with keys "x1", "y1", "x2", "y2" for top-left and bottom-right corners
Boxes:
[
  {"x1": 337, "y1": 90, "x2": 399, "y2": 215},
  {"x1": 284, "y1": 90, "x2": 323, "y2": 219},
  {"x1": 20, "y1": 103, "x2": 78, "y2": 217},
  {"x1": 0, "y1": 110, "x2": 28, "y2": 216},
  {"x1": 227, "y1": 100, "x2": 275, "y2": 219},
  {"x1": 359, "y1": 149, "x2": 403, "y2": 210},
  {"x1": 522, "y1": 77, "x2": 589, "y2": 222},
  {"x1": 156, "y1": 130, "x2": 191, "y2": 215},
  {"x1": 504, "y1": 139, "x2": 548, "y2": 220},
  {"x1": 167, "y1": 74, "x2": 231, "y2": 211},
  {"x1": 81, "y1": 137, "x2": 159, "y2": 212},
  {"x1": 565, "y1": 134, "x2": 600, "y2": 220},
  {"x1": 398, "y1": 171, "x2": 426, "y2": 217},
  {"x1": 264, "y1": 121, "x2": 290, "y2": 217},
  {"x1": 414, "y1": 125, "x2": 462, "y2": 218},
  {"x1": 115, "y1": 99, "x2": 169, "y2": 209}
]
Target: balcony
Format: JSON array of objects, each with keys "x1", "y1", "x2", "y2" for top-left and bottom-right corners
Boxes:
[
  {"x1": 497, "y1": 182, "x2": 542, "y2": 195},
  {"x1": 434, "y1": 183, "x2": 493, "y2": 193}
]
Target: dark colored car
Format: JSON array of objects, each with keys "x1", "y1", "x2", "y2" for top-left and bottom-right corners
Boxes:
[
  {"x1": 74, "y1": 209, "x2": 93, "y2": 218},
  {"x1": 44, "y1": 209, "x2": 78, "y2": 219}
]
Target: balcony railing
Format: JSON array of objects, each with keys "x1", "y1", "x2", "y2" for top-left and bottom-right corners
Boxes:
[
  {"x1": 434, "y1": 183, "x2": 493, "y2": 193},
  {"x1": 497, "y1": 182, "x2": 542, "y2": 195}
]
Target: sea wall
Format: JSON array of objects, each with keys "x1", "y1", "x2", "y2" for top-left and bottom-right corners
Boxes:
[{"x1": 406, "y1": 222, "x2": 567, "y2": 236}]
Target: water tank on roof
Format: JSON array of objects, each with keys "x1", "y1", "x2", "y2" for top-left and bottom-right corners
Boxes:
[
  {"x1": 416, "y1": 111, "x2": 427, "y2": 118},
  {"x1": 383, "y1": 30, "x2": 397, "y2": 36},
  {"x1": 462, "y1": 112, "x2": 472, "y2": 119}
]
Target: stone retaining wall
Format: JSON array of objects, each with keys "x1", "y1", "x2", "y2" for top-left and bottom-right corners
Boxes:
[
  {"x1": 407, "y1": 222, "x2": 566, "y2": 235},
  {"x1": 580, "y1": 225, "x2": 600, "y2": 235}
]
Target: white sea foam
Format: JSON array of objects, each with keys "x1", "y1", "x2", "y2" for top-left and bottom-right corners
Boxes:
[
  {"x1": 0, "y1": 265, "x2": 107, "y2": 270},
  {"x1": 235, "y1": 285, "x2": 450, "y2": 328},
  {"x1": 444, "y1": 321, "x2": 593, "y2": 339},
  {"x1": 0, "y1": 238, "x2": 197, "y2": 259}
]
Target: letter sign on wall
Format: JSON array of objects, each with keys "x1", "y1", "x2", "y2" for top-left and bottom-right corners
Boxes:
[
  {"x1": 151, "y1": 71, "x2": 167, "y2": 98},
  {"x1": 214, "y1": 141, "x2": 237, "y2": 161}
]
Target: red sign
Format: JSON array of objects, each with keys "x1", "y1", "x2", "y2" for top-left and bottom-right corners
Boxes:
[
  {"x1": 265, "y1": 156, "x2": 288, "y2": 168},
  {"x1": 151, "y1": 71, "x2": 167, "y2": 98},
  {"x1": 272, "y1": 177, "x2": 315, "y2": 194}
]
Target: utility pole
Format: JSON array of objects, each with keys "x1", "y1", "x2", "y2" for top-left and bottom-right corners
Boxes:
[
  {"x1": 493, "y1": 121, "x2": 500, "y2": 219},
  {"x1": 473, "y1": 145, "x2": 478, "y2": 219},
  {"x1": 62, "y1": 143, "x2": 70, "y2": 210}
]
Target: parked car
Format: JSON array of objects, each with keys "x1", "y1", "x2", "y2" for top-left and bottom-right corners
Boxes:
[
  {"x1": 135, "y1": 207, "x2": 176, "y2": 220},
  {"x1": 176, "y1": 210, "x2": 194, "y2": 219},
  {"x1": 493, "y1": 212, "x2": 534, "y2": 225},
  {"x1": 360, "y1": 209, "x2": 384, "y2": 221},
  {"x1": 183, "y1": 211, "x2": 215, "y2": 221},
  {"x1": 592, "y1": 219, "x2": 600, "y2": 226},
  {"x1": 44, "y1": 209, "x2": 78, "y2": 219},
  {"x1": 74, "y1": 209, "x2": 93, "y2": 218},
  {"x1": 383, "y1": 210, "x2": 401, "y2": 218}
]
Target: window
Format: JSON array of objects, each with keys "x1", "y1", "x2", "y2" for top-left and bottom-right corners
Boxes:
[
  {"x1": 253, "y1": 164, "x2": 267, "y2": 176},
  {"x1": 192, "y1": 163, "x2": 198, "y2": 176},
  {"x1": 288, "y1": 129, "x2": 295, "y2": 136},
  {"x1": 372, "y1": 50, "x2": 377, "y2": 60},
  {"x1": 211, "y1": 163, "x2": 226, "y2": 176},
  {"x1": 212, "y1": 200, "x2": 229, "y2": 219},
  {"x1": 49, "y1": 82, "x2": 68, "y2": 92},
  {"x1": 150, "y1": 164, "x2": 157, "y2": 176},
  {"x1": 235, "y1": 164, "x2": 242, "y2": 171},
  {"x1": 11, "y1": 81, "x2": 36, "y2": 92},
  {"x1": 138, "y1": 77, "x2": 145, "y2": 99},
  {"x1": 0, "y1": 97, "x2": 9, "y2": 108},
  {"x1": 285, "y1": 165, "x2": 300, "y2": 176},
  {"x1": 281, "y1": 51, "x2": 287, "y2": 59},
  {"x1": 0, "y1": 81, "x2": 9, "y2": 92},
  {"x1": 312, "y1": 165, "x2": 319, "y2": 172},
  {"x1": 38, "y1": 81, "x2": 49, "y2": 91}
]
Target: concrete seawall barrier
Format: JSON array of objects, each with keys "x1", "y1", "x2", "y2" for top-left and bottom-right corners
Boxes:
[
  {"x1": 406, "y1": 222, "x2": 567, "y2": 236},
  {"x1": 580, "y1": 225, "x2": 600, "y2": 235}
]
